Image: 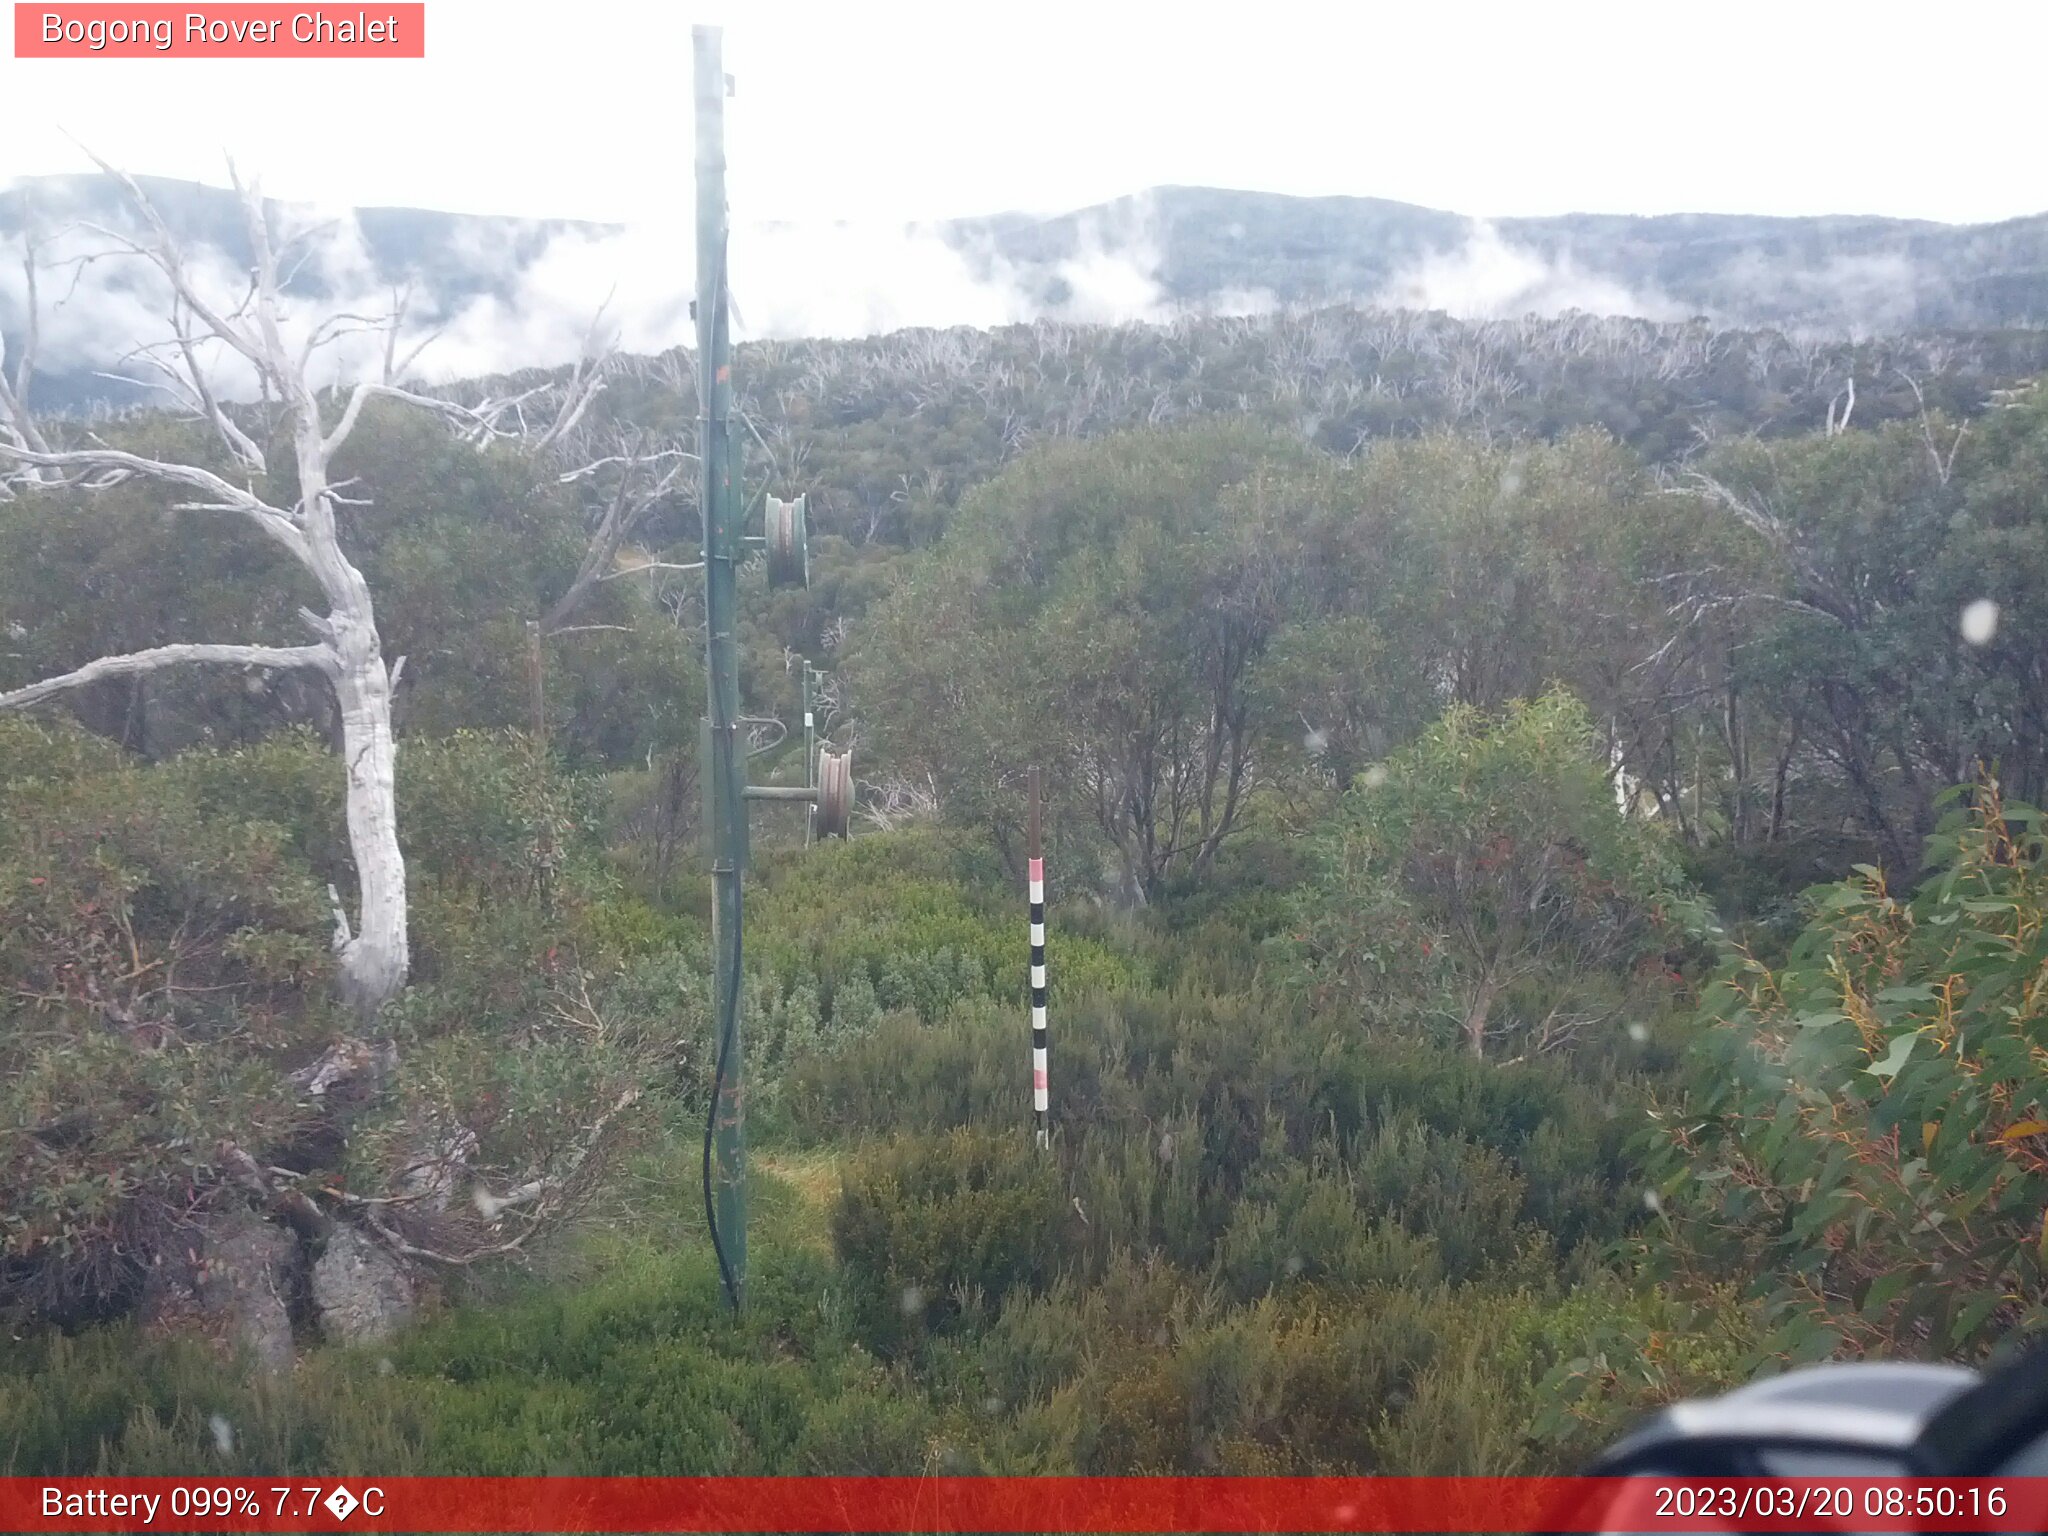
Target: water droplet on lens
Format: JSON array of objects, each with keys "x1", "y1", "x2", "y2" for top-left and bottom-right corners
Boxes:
[{"x1": 1961, "y1": 599, "x2": 2000, "y2": 646}]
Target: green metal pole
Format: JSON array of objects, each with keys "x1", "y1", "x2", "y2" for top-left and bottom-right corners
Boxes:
[
  {"x1": 695, "y1": 23, "x2": 746, "y2": 1312},
  {"x1": 802, "y1": 667, "x2": 816, "y2": 847}
]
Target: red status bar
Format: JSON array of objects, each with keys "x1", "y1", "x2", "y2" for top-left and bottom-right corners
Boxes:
[{"x1": 5, "y1": 1476, "x2": 2048, "y2": 1532}]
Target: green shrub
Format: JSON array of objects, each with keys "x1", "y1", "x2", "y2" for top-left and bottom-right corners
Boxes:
[
  {"x1": 1048, "y1": 1283, "x2": 1550, "y2": 1474},
  {"x1": 790, "y1": 979, "x2": 1648, "y2": 1271},
  {"x1": 1521, "y1": 1275, "x2": 1757, "y2": 1466},
  {"x1": 1068, "y1": 1117, "x2": 1220, "y2": 1274},
  {"x1": 1347, "y1": 1114, "x2": 1535, "y2": 1281},
  {"x1": 1217, "y1": 1165, "x2": 1445, "y2": 1299},
  {"x1": 1646, "y1": 780, "x2": 2048, "y2": 1363},
  {"x1": 0, "y1": 726, "x2": 335, "y2": 1321},
  {"x1": 0, "y1": 1322, "x2": 439, "y2": 1476},
  {"x1": 0, "y1": 1159, "x2": 956, "y2": 1476},
  {"x1": 783, "y1": 999, "x2": 1028, "y2": 1144},
  {"x1": 832, "y1": 1128, "x2": 1075, "y2": 1354},
  {"x1": 1288, "y1": 690, "x2": 1701, "y2": 1060},
  {"x1": 747, "y1": 827, "x2": 1140, "y2": 1022}
]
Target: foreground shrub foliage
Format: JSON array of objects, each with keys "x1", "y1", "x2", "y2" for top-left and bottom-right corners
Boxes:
[
  {"x1": 0, "y1": 720, "x2": 336, "y2": 1318},
  {"x1": 0, "y1": 720, "x2": 674, "y2": 1329},
  {"x1": 1648, "y1": 780, "x2": 2048, "y2": 1360},
  {"x1": 833, "y1": 1128, "x2": 1073, "y2": 1351}
]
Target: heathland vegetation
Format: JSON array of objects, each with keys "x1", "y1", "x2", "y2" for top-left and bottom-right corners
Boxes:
[{"x1": 4, "y1": 227, "x2": 2047, "y2": 1471}]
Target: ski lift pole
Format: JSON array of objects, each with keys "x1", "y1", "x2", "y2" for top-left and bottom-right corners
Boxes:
[
  {"x1": 1028, "y1": 767, "x2": 1049, "y2": 1149},
  {"x1": 803, "y1": 667, "x2": 816, "y2": 847},
  {"x1": 695, "y1": 22, "x2": 746, "y2": 1313},
  {"x1": 691, "y1": 28, "x2": 839, "y2": 1314}
]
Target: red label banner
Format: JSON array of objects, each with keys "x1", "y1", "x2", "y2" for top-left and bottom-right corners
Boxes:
[
  {"x1": 3, "y1": 1477, "x2": 2047, "y2": 1532},
  {"x1": 13, "y1": 5, "x2": 425, "y2": 57}
]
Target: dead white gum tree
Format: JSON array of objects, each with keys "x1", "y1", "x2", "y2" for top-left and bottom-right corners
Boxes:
[
  {"x1": 0, "y1": 158, "x2": 611, "y2": 1019},
  {"x1": 0, "y1": 162, "x2": 693, "y2": 1344}
]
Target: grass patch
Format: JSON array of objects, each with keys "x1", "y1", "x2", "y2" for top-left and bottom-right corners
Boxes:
[{"x1": 754, "y1": 1149, "x2": 844, "y2": 1252}]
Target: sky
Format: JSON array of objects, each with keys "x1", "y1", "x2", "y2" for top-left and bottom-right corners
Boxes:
[{"x1": 5, "y1": 0, "x2": 2047, "y2": 227}]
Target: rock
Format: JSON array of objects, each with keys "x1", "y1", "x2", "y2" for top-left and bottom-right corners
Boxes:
[
  {"x1": 140, "y1": 1205, "x2": 299, "y2": 1374},
  {"x1": 312, "y1": 1224, "x2": 414, "y2": 1345}
]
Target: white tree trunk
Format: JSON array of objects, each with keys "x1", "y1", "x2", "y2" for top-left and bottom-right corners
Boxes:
[
  {"x1": 330, "y1": 617, "x2": 408, "y2": 1017},
  {"x1": 3, "y1": 160, "x2": 617, "y2": 1019},
  {"x1": 0, "y1": 161, "x2": 655, "y2": 1323}
]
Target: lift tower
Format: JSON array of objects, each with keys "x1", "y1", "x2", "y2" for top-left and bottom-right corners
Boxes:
[
  {"x1": 695, "y1": 22, "x2": 748, "y2": 1312},
  {"x1": 693, "y1": 26, "x2": 850, "y2": 1313}
]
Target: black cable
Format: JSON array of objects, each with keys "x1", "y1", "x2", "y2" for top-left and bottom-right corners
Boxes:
[{"x1": 701, "y1": 879, "x2": 743, "y2": 1310}]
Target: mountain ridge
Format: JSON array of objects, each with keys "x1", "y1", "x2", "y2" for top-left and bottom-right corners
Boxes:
[{"x1": 6, "y1": 175, "x2": 2048, "y2": 411}]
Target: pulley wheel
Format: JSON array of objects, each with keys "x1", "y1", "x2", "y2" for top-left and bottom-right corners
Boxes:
[
  {"x1": 815, "y1": 747, "x2": 853, "y2": 839},
  {"x1": 765, "y1": 494, "x2": 809, "y2": 589}
]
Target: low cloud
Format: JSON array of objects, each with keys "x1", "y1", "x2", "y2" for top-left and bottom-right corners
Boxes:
[
  {"x1": 2, "y1": 200, "x2": 1177, "y2": 396},
  {"x1": 1374, "y1": 219, "x2": 1686, "y2": 322},
  {"x1": 5, "y1": 188, "x2": 1716, "y2": 401},
  {"x1": 1040, "y1": 195, "x2": 1171, "y2": 325},
  {"x1": 1713, "y1": 246, "x2": 1922, "y2": 336}
]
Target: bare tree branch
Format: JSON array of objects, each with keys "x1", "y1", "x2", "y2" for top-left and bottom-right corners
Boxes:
[
  {"x1": 322, "y1": 379, "x2": 485, "y2": 458},
  {"x1": 557, "y1": 448, "x2": 695, "y2": 484},
  {"x1": 0, "y1": 223, "x2": 57, "y2": 478},
  {"x1": 380, "y1": 283, "x2": 451, "y2": 384},
  {"x1": 541, "y1": 427, "x2": 694, "y2": 635},
  {"x1": 162, "y1": 297, "x2": 268, "y2": 473},
  {"x1": 0, "y1": 642, "x2": 335, "y2": 712},
  {"x1": 1679, "y1": 471, "x2": 1854, "y2": 626},
  {"x1": 1897, "y1": 369, "x2": 1968, "y2": 486},
  {"x1": 0, "y1": 443, "x2": 310, "y2": 560},
  {"x1": 68, "y1": 145, "x2": 272, "y2": 377},
  {"x1": 358, "y1": 1086, "x2": 643, "y2": 1265},
  {"x1": 599, "y1": 559, "x2": 704, "y2": 581},
  {"x1": 1825, "y1": 372, "x2": 1855, "y2": 437}
]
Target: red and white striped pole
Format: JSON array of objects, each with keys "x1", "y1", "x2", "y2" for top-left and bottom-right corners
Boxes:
[{"x1": 1027, "y1": 766, "x2": 1049, "y2": 1149}]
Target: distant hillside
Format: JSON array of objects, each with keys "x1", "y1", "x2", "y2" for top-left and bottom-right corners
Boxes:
[
  {"x1": 950, "y1": 186, "x2": 2048, "y2": 331},
  {"x1": 0, "y1": 174, "x2": 618, "y2": 409},
  {"x1": 5, "y1": 175, "x2": 2048, "y2": 411},
  {"x1": 0, "y1": 173, "x2": 603, "y2": 305}
]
